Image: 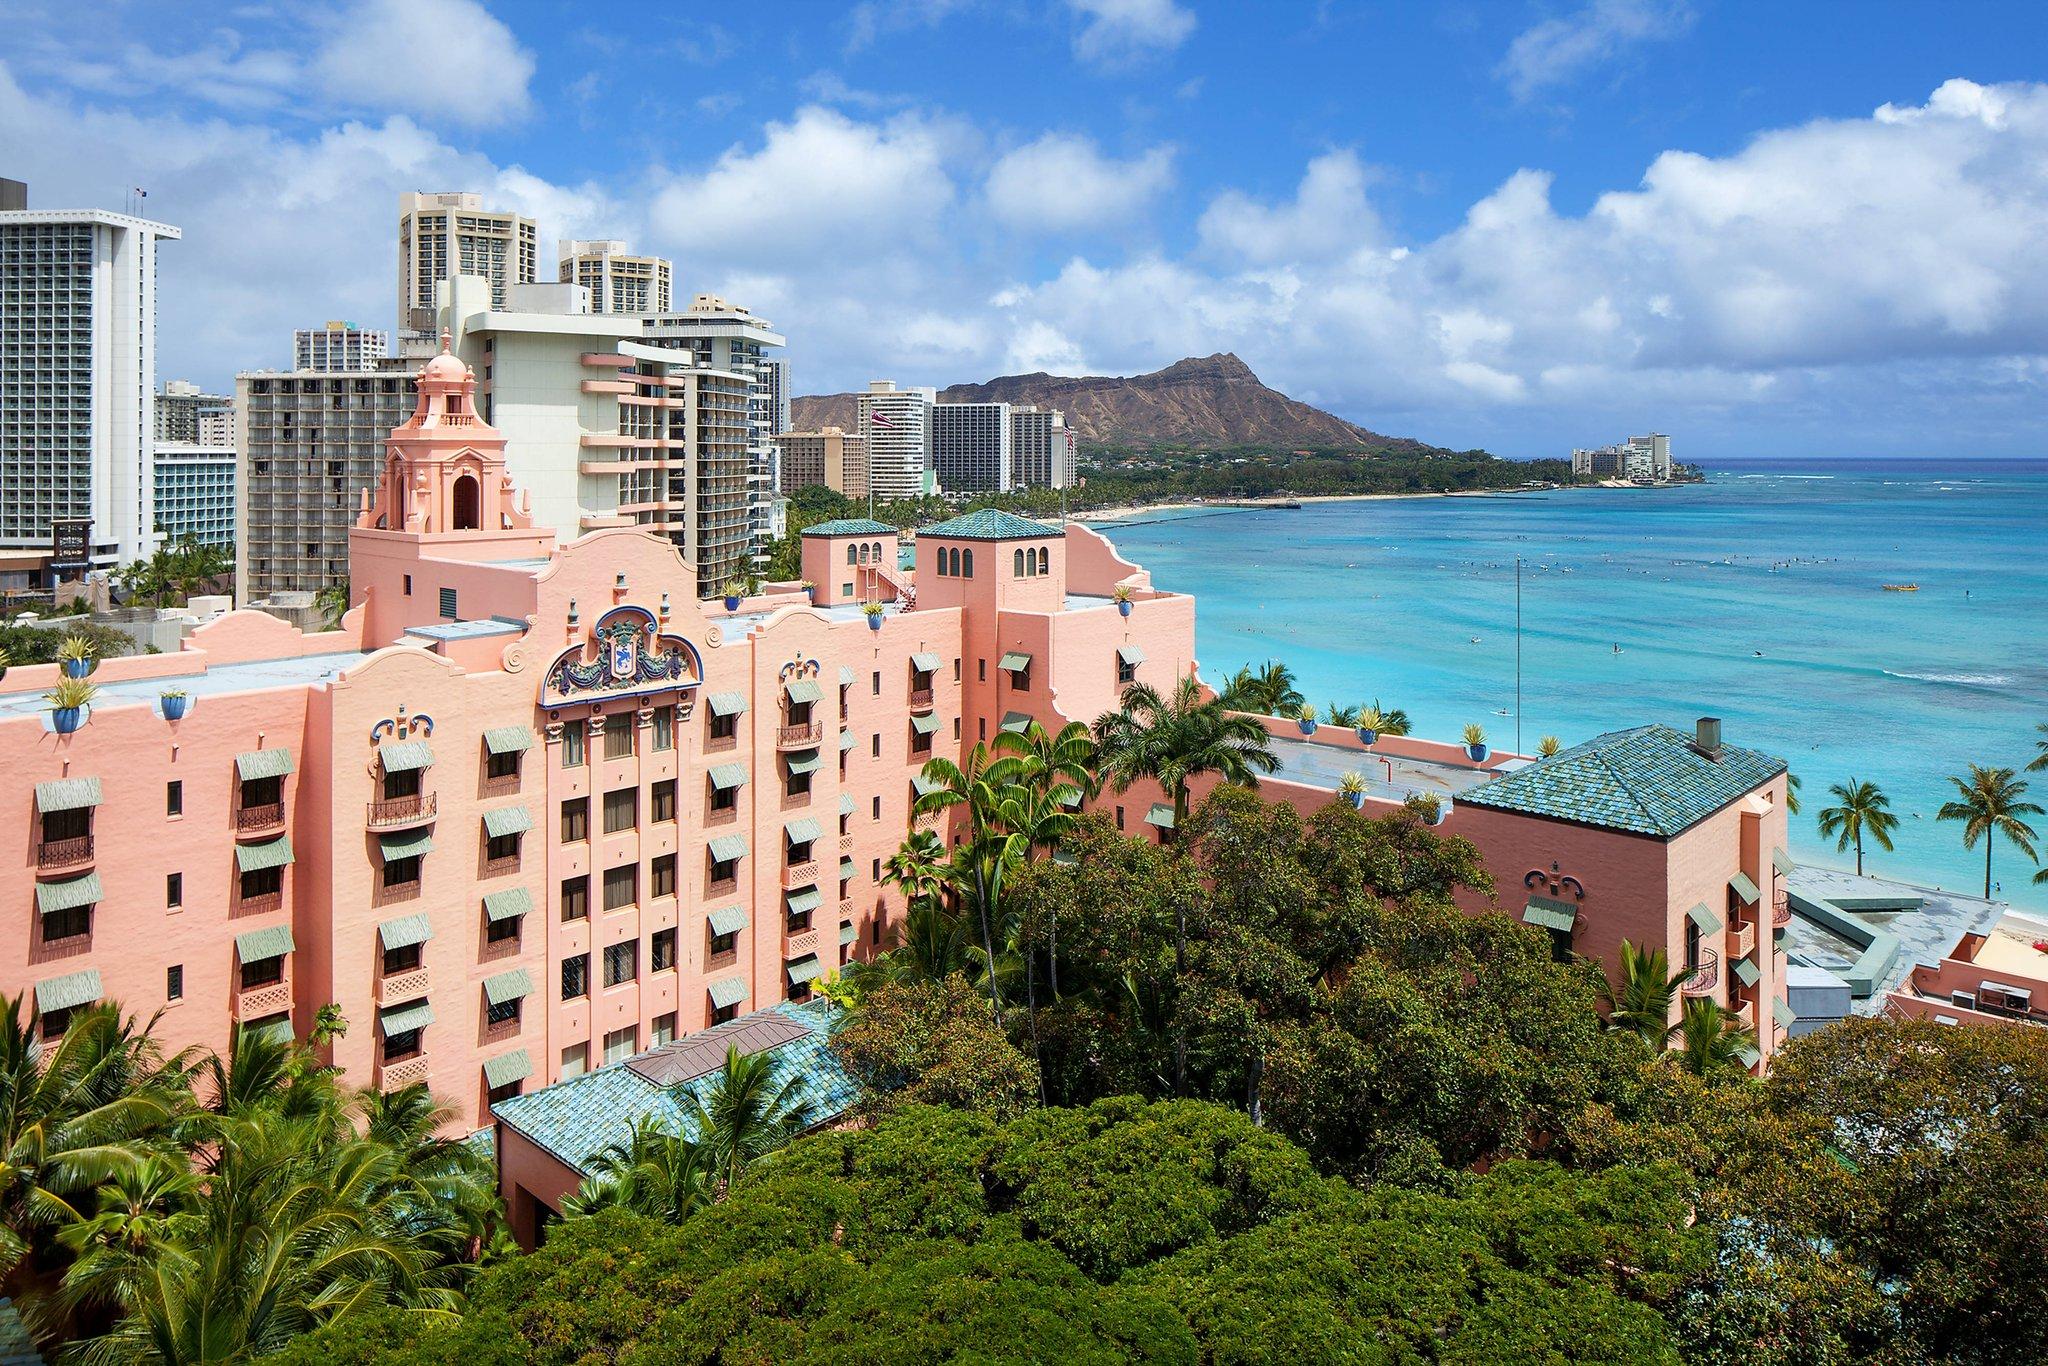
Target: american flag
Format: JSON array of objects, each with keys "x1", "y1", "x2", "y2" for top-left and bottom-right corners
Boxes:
[{"x1": 870, "y1": 410, "x2": 896, "y2": 429}]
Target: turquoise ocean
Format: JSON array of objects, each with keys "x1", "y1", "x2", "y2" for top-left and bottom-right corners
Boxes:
[{"x1": 1094, "y1": 458, "x2": 2048, "y2": 908}]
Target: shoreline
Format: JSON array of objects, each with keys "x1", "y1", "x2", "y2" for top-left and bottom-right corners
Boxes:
[{"x1": 1072, "y1": 479, "x2": 1679, "y2": 525}]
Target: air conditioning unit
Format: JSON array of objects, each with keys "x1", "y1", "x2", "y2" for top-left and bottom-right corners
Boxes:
[{"x1": 1951, "y1": 990, "x2": 1977, "y2": 1010}]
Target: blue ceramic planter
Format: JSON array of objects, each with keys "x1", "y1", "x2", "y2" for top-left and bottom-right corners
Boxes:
[
  {"x1": 1297, "y1": 719, "x2": 1317, "y2": 736},
  {"x1": 1467, "y1": 744, "x2": 1490, "y2": 764},
  {"x1": 866, "y1": 614, "x2": 883, "y2": 632},
  {"x1": 1356, "y1": 727, "x2": 1377, "y2": 747},
  {"x1": 1117, "y1": 600, "x2": 1132, "y2": 617},
  {"x1": 52, "y1": 706, "x2": 84, "y2": 734},
  {"x1": 161, "y1": 694, "x2": 190, "y2": 720},
  {"x1": 62, "y1": 659, "x2": 92, "y2": 679},
  {"x1": 724, "y1": 595, "x2": 741, "y2": 612},
  {"x1": 1343, "y1": 790, "x2": 1365, "y2": 809}
]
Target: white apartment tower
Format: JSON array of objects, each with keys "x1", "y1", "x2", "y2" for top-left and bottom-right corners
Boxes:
[
  {"x1": 156, "y1": 379, "x2": 233, "y2": 447},
  {"x1": 0, "y1": 191, "x2": 179, "y2": 575},
  {"x1": 557, "y1": 240, "x2": 672, "y2": 315},
  {"x1": 295, "y1": 321, "x2": 389, "y2": 371},
  {"x1": 858, "y1": 381, "x2": 937, "y2": 503},
  {"x1": 931, "y1": 401, "x2": 1011, "y2": 493},
  {"x1": 397, "y1": 192, "x2": 537, "y2": 323}
]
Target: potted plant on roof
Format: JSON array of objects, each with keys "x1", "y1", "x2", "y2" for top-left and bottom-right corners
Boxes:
[
  {"x1": 722, "y1": 580, "x2": 746, "y2": 613},
  {"x1": 159, "y1": 686, "x2": 190, "y2": 721},
  {"x1": 1356, "y1": 705, "x2": 1383, "y2": 748},
  {"x1": 862, "y1": 600, "x2": 886, "y2": 632},
  {"x1": 1295, "y1": 703, "x2": 1318, "y2": 736},
  {"x1": 0, "y1": 643, "x2": 9, "y2": 685},
  {"x1": 1338, "y1": 770, "x2": 1367, "y2": 809},
  {"x1": 1407, "y1": 792, "x2": 1450, "y2": 826},
  {"x1": 1114, "y1": 584, "x2": 1134, "y2": 617},
  {"x1": 46, "y1": 677, "x2": 96, "y2": 734},
  {"x1": 1537, "y1": 735, "x2": 1561, "y2": 758},
  {"x1": 800, "y1": 579, "x2": 816, "y2": 604},
  {"x1": 1463, "y1": 723, "x2": 1490, "y2": 764},
  {"x1": 57, "y1": 635, "x2": 97, "y2": 679}
]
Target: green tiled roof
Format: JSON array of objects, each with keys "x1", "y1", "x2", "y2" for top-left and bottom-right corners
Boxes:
[
  {"x1": 708, "y1": 904, "x2": 750, "y2": 935},
  {"x1": 708, "y1": 975, "x2": 749, "y2": 1008},
  {"x1": 709, "y1": 762, "x2": 748, "y2": 790},
  {"x1": 1729, "y1": 871, "x2": 1760, "y2": 903},
  {"x1": 802, "y1": 518, "x2": 895, "y2": 537},
  {"x1": 917, "y1": 508, "x2": 1055, "y2": 541},
  {"x1": 378, "y1": 913, "x2": 433, "y2": 949},
  {"x1": 482, "y1": 805, "x2": 532, "y2": 838},
  {"x1": 484, "y1": 1049, "x2": 532, "y2": 1089},
  {"x1": 1521, "y1": 895, "x2": 1578, "y2": 932},
  {"x1": 492, "y1": 1002, "x2": 854, "y2": 1175},
  {"x1": 706, "y1": 691, "x2": 749, "y2": 716},
  {"x1": 709, "y1": 833, "x2": 749, "y2": 862},
  {"x1": 785, "y1": 678, "x2": 823, "y2": 704},
  {"x1": 787, "y1": 887, "x2": 822, "y2": 913},
  {"x1": 35, "y1": 873, "x2": 100, "y2": 914},
  {"x1": 379, "y1": 740, "x2": 434, "y2": 772},
  {"x1": 484, "y1": 726, "x2": 535, "y2": 754},
  {"x1": 785, "y1": 816, "x2": 823, "y2": 844},
  {"x1": 484, "y1": 887, "x2": 533, "y2": 922},
  {"x1": 786, "y1": 954, "x2": 823, "y2": 983},
  {"x1": 236, "y1": 748, "x2": 294, "y2": 780},
  {"x1": 1458, "y1": 724, "x2": 1787, "y2": 838},
  {"x1": 483, "y1": 968, "x2": 535, "y2": 1005}
]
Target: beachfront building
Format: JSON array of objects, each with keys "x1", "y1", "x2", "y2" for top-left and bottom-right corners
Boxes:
[
  {"x1": 295, "y1": 322, "x2": 389, "y2": 372},
  {"x1": 1572, "y1": 433, "x2": 1672, "y2": 481},
  {"x1": 774, "y1": 427, "x2": 867, "y2": 499},
  {"x1": 0, "y1": 349, "x2": 1193, "y2": 1137},
  {"x1": 398, "y1": 192, "x2": 537, "y2": 321},
  {"x1": 857, "y1": 381, "x2": 937, "y2": 502},
  {"x1": 156, "y1": 380, "x2": 234, "y2": 447},
  {"x1": 1885, "y1": 907, "x2": 2048, "y2": 1030},
  {"x1": 1011, "y1": 405, "x2": 1078, "y2": 490},
  {"x1": 931, "y1": 401, "x2": 1012, "y2": 493},
  {"x1": 152, "y1": 443, "x2": 237, "y2": 547},
  {"x1": 557, "y1": 240, "x2": 672, "y2": 316}
]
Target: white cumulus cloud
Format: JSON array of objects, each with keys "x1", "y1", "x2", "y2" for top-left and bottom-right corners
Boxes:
[
  {"x1": 985, "y1": 134, "x2": 1175, "y2": 231},
  {"x1": 1497, "y1": 0, "x2": 1692, "y2": 103},
  {"x1": 311, "y1": 0, "x2": 538, "y2": 126},
  {"x1": 1066, "y1": 0, "x2": 1197, "y2": 69}
]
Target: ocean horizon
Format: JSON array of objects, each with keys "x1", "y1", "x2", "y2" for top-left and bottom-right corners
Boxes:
[{"x1": 1095, "y1": 455, "x2": 2048, "y2": 910}]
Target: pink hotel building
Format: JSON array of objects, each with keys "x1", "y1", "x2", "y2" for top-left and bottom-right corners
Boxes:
[{"x1": 0, "y1": 347, "x2": 1792, "y2": 1133}]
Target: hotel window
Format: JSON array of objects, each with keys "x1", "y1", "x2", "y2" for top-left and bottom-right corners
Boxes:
[
  {"x1": 486, "y1": 994, "x2": 521, "y2": 1029},
  {"x1": 486, "y1": 908, "x2": 520, "y2": 945},
  {"x1": 382, "y1": 1023, "x2": 423, "y2": 1064},
  {"x1": 560, "y1": 954, "x2": 589, "y2": 1001},
  {"x1": 872, "y1": 671, "x2": 881, "y2": 696},
  {"x1": 561, "y1": 875, "x2": 589, "y2": 922},
  {"x1": 602, "y1": 865, "x2": 637, "y2": 912},
  {"x1": 871, "y1": 796, "x2": 881, "y2": 821},
  {"x1": 486, "y1": 746, "x2": 519, "y2": 782},
  {"x1": 652, "y1": 1012, "x2": 677, "y2": 1046},
  {"x1": 978, "y1": 659, "x2": 987, "y2": 682},
  {"x1": 240, "y1": 953, "x2": 285, "y2": 990},
  {"x1": 652, "y1": 927, "x2": 677, "y2": 972},
  {"x1": 602, "y1": 788, "x2": 637, "y2": 834},
  {"x1": 962, "y1": 549, "x2": 973, "y2": 576},
  {"x1": 1115, "y1": 806, "x2": 1125, "y2": 830},
  {"x1": 166, "y1": 965, "x2": 183, "y2": 1001},
  {"x1": 786, "y1": 765, "x2": 812, "y2": 799},
  {"x1": 710, "y1": 852, "x2": 739, "y2": 886},
  {"x1": 602, "y1": 941, "x2": 637, "y2": 988},
  {"x1": 603, "y1": 720, "x2": 635, "y2": 761},
  {"x1": 382, "y1": 939, "x2": 422, "y2": 976},
  {"x1": 652, "y1": 853, "x2": 677, "y2": 899},
  {"x1": 561, "y1": 797, "x2": 589, "y2": 843},
  {"x1": 652, "y1": 708, "x2": 674, "y2": 752},
  {"x1": 788, "y1": 834, "x2": 815, "y2": 867},
  {"x1": 376, "y1": 762, "x2": 417, "y2": 804},
  {"x1": 559, "y1": 1043, "x2": 588, "y2": 1079},
  {"x1": 603, "y1": 1026, "x2": 637, "y2": 1066},
  {"x1": 241, "y1": 864, "x2": 286, "y2": 904},
  {"x1": 487, "y1": 1077, "x2": 522, "y2": 1107},
  {"x1": 485, "y1": 829, "x2": 520, "y2": 867},
  {"x1": 562, "y1": 721, "x2": 586, "y2": 768},
  {"x1": 710, "y1": 779, "x2": 737, "y2": 814},
  {"x1": 709, "y1": 710, "x2": 736, "y2": 742},
  {"x1": 1117, "y1": 655, "x2": 1138, "y2": 686},
  {"x1": 438, "y1": 587, "x2": 458, "y2": 620},
  {"x1": 166, "y1": 780, "x2": 182, "y2": 816},
  {"x1": 786, "y1": 896, "x2": 814, "y2": 934},
  {"x1": 166, "y1": 873, "x2": 182, "y2": 909},
  {"x1": 652, "y1": 779, "x2": 677, "y2": 823}
]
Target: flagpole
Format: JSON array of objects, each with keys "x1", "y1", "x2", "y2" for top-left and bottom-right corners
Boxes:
[{"x1": 1515, "y1": 556, "x2": 1523, "y2": 757}]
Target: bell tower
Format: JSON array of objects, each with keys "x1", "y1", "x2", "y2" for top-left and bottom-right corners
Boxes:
[{"x1": 357, "y1": 331, "x2": 536, "y2": 539}]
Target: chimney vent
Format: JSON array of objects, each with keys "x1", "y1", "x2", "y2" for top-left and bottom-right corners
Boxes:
[{"x1": 1694, "y1": 716, "x2": 1723, "y2": 758}]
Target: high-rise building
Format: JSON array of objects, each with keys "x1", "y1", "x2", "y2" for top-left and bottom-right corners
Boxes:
[
  {"x1": 931, "y1": 401, "x2": 1011, "y2": 493},
  {"x1": 773, "y1": 427, "x2": 867, "y2": 498},
  {"x1": 295, "y1": 321, "x2": 389, "y2": 371},
  {"x1": 152, "y1": 443, "x2": 236, "y2": 547},
  {"x1": 1571, "y1": 433, "x2": 1672, "y2": 481},
  {"x1": 557, "y1": 240, "x2": 672, "y2": 315},
  {"x1": 857, "y1": 381, "x2": 936, "y2": 503},
  {"x1": 0, "y1": 188, "x2": 180, "y2": 576},
  {"x1": 156, "y1": 379, "x2": 234, "y2": 447},
  {"x1": 758, "y1": 357, "x2": 790, "y2": 436},
  {"x1": 1010, "y1": 406, "x2": 1077, "y2": 490},
  {"x1": 397, "y1": 192, "x2": 536, "y2": 323}
]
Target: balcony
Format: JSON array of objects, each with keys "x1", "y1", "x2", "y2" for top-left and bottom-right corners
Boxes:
[
  {"x1": 839, "y1": 898, "x2": 855, "y2": 918},
  {"x1": 483, "y1": 854, "x2": 521, "y2": 878},
  {"x1": 376, "y1": 1055, "x2": 430, "y2": 1091},
  {"x1": 234, "y1": 981, "x2": 292, "y2": 1020},
  {"x1": 839, "y1": 833, "x2": 855, "y2": 853},
  {"x1": 786, "y1": 928, "x2": 820, "y2": 957},
  {"x1": 1726, "y1": 920, "x2": 1757, "y2": 961},
  {"x1": 236, "y1": 891, "x2": 284, "y2": 917},
  {"x1": 376, "y1": 967, "x2": 430, "y2": 1006},
  {"x1": 1771, "y1": 891, "x2": 1792, "y2": 927},
  {"x1": 1680, "y1": 949, "x2": 1720, "y2": 995},
  {"x1": 366, "y1": 792, "x2": 437, "y2": 829},
  {"x1": 236, "y1": 802, "x2": 286, "y2": 835},
  {"x1": 777, "y1": 720, "x2": 824, "y2": 750},
  {"x1": 783, "y1": 860, "x2": 819, "y2": 889},
  {"x1": 36, "y1": 834, "x2": 93, "y2": 871},
  {"x1": 908, "y1": 688, "x2": 934, "y2": 708}
]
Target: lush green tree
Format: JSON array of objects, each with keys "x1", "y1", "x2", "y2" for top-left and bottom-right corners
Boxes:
[
  {"x1": 2029, "y1": 720, "x2": 2048, "y2": 773},
  {"x1": 912, "y1": 742, "x2": 1030, "y2": 1021},
  {"x1": 682, "y1": 1045, "x2": 812, "y2": 1198},
  {"x1": 559, "y1": 1118, "x2": 710, "y2": 1223},
  {"x1": 1604, "y1": 940, "x2": 1689, "y2": 1050},
  {"x1": 313, "y1": 580, "x2": 351, "y2": 629},
  {"x1": 1815, "y1": 777, "x2": 1900, "y2": 876},
  {"x1": 1368, "y1": 698, "x2": 1413, "y2": 736},
  {"x1": 1936, "y1": 763, "x2": 2041, "y2": 897},
  {"x1": 0, "y1": 621, "x2": 130, "y2": 669},
  {"x1": 831, "y1": 976, "x2": 1039, "y2": 1121},
  {"x1": 1670, "y1": 998, "x2": 1757, "y2": 1080}
]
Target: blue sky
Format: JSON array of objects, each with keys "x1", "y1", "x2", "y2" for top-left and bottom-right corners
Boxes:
[{"x1": 5, "y1": 0, "x2": 2047, "y2": 459}]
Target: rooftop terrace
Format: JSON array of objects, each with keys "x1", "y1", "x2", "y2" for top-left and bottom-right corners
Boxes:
[
  {"x1": 0, "y1": 650, "x2": 372, "y2": 722},
  {"x1": 1782, "y1": 866, "x2": 2008, "y2": 1009},
  {"x1": 1265, "y1": 733, "x2": 1503, "y2": 805}
]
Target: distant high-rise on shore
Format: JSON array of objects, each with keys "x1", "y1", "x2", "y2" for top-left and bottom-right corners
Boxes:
[
  {"x1": 557, "y1": 240, "x2": 672, "y2": 315},
  {"x1": 397, "y1": 191, "x2": 536, "y2": 322},
  {"x1": 774, "y1": 427, "x2": 868, "y2": 499},
  {"x1": 157, "y1": 379, "x2": 234, "y2": 448},
  {"x1": 295, "y1": 321, "x2": 389, "y2": 372},
  {"x1": 1572, "y1": 433, "x2": 1672, "y2": 481},
  {"x1": 858, "y1": 381, "x2": 939, "y2": 503}
]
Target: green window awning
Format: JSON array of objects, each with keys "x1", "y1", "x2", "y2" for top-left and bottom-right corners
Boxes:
[
  {"x1": 708, "y1": 975, "x2": 748, "y2": 1009},
  {"x1": 785, "y1": 678, "x2": 824, "y2": 704},
  {"x1": 840, "y1": 792, "x2": 856, "y2": 815},
  {"x1": 1686, "y1": 902, "x2": 1722, "y2": 936},
  {"x1": 483, "y1": 887, "x2": 533, "y2": 922},
  {"x1": 1145, "y1": 803, "x2": 1176, "y2": 829},
  {"x1": 1117, "y1": 645, "x2": 1145, "y2": 665},
  {"x1": 34, "y1": 777, "x2": 101, "y2": 813},
  {"x1": 379, "y1": 1000, "x2": 434, "y2": 1035},
  {"x1": 785, "y1": 817, "x2": 823, "y2": 844},
  {"x1": 999, "y1": 712, "x2": 1031, "y2": 734},
  {"x1": 709, "y1": 833, "x2": 749, "y2": 862},
  {"x1": 235, "y1": 836, "x2": 294, "y2": 873},
  {"x1": 706, "y1": 691, "x2": 748, "y2": 717},
  {"x1": 910, "y1": 712, "x2": 941, "y2": 735},
  {"x1": 484, "y1": 726, "x2": 535, "y2": 755},
  {"x1": 786, "y1": 954, "x2": 822, "y2": 984},
  {"x1": 234, "y1": 924, "x2": 295, "y2": 962},
  {"x1": 1772, "y1": 846, "x2": 1795, "y2": 876},
  {"x1": 785, "y1": 749, "x2": 823, "y2": 775},
  {"x1": 482, "y1": 805, "x2": 533, "y2": 838},
  {"x1": 36, "y1": 872, "x2": 101, "y2": 914},
  {"x1": 786, "y1": 887, "x2": 822, "y2": 913},
  {"x1": 839, "y1": 728, "x2": 856, "y2": 751},
  {"x1": 378, "y1": 829, "x2": 434, "y2": 860},
  {"x1": 708, "y1": 762, "x2": 748, "y2": 790},
  {"x1": 35, "y1": 968, "x2": 101, "y2": 1014},
  {"x1": 1729, "y1": 871, "x2": 1760, "y2": 904},
  {"x1": 1735, "y1": 1046, "x2": 1761, "y2": 1068},
  {"x1": 841, "y1": 856, "x2": 856, "y2": 878},
  {"x1": 483, "y1": 968, "x2": 534, "y2": 1005},
  {"x1": 483, "y1": 1048, "x2": 532, "y2": 1089},
  {"x1": 1772, "y1": 998, "x2": 1795, "y2": 1029},
  {"x1": 909, "y1": 652, "x2": 941, "y2": 672},
  {"x1": 378, "y1": 913, "x2": 433, "y2": 949},
  {"x1": 1522, "y1": 895, "x2": 1578, "y2": 932},
  {"x1": 708, "y1": 904, "x2": 750, "y2": 936},
  {"x1": 911, "y1": 774, "x2": 939, "y2": 797},
  {"x1": 236, "y1": 748, "x2": 294, "y2": 780},
  {"x1": 1732, "y1": 956, "x2": 1761, "y2": 988},
  {"x1": 997, "y1": 652, "x2": 1031, "y2": 672},
  {"x1": 251, "y1": 1017, "x2": 294, "y2": 1045},
  {"x1": 380, "y1": 740, "x2": 434, "y2": 772},
  {"x1": 839, "y1": 666, "x2": 856, "y2": 687},
  {"x1": 840, "y1": 921, "x2": 858, "y2": 945}
]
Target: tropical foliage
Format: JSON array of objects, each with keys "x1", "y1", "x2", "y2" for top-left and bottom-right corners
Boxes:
[
  {"x1": 1936, "y1": 763, "x2": 2041, "y2": 897},
  {"x1": 1815, "y1": 778, "x2": 1900, "y2": 876},
  {"x1": 112, "y1": 536, "x2": 232, "y2": 609}
]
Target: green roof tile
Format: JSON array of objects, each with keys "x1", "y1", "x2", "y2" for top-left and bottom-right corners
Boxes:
[
  {"x1": 917, "y1": 508, "x2": 1055, "y2": 541},
  {"x1": 1459, "y1": 724, "x2": 1787, "y2": 838},
  {"x1": 801, "y1": 518, "x2": 896, "y2": 537}
]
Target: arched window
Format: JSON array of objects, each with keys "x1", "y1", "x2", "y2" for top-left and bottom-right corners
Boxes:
[
  {"x1": 1038, "y1": 547, "x2": 1050, "y2": 575},
  {"x1": 451, "y1": 474, "x2": 481, "y2": 531},
  {"x1": 858, "y1": 544, "x2": 870, "y2": 565},
  {"x1": 947, "y1": 548, "x2": 959, "y2": 576},
  {"x1": 1013, "y1": 548, "x2": 1026, "y2": 577},
  {"x1": 871, "y1": 541, "x2": 883, "y2": 563},
  {"x1": 846, "y1": 544, "x2": 858, "y2": 565},
  {"x1": 962, "y1": 549, "x2": 973, "y2": 577}
]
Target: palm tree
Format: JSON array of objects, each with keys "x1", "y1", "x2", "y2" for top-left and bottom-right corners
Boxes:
[
  {"x1": 680, "y1": 1047, "x2": 811, "y2": 1197},
  {"x1": 1670, "y1": 998, "x2": 1758, "y2": 1079},
  {"x1": 1323, "y1": 702, "x2": 1361, "y2": 728},
  {"x1": 560, "y1": 1119, "x2": 709, "y2": 1223},
  {"x1": 2029, "y1": 721, "x2": 2048, "y2": 773},
  {"x1": 1785, "y1": 771, "x2": 1803, "y2": 816},
  {"x1": 913, "y1": 744, "x2": 1029, "y2": 1021},
  {"x1": 313, "y1": 579, "x2": 352, "y2": 630},
  {"x1": 1815, "y1": 778, "x2": 1901, "y2": 877},
  {"x1": 1368, "y1": 699, "x2": 1412, "y2": 737},
  {"x1": 994, "y1": 718, "x2": 1097, "y2": 802},
  {"x1": 1937, "y1": 765, "x2": 2042, "y2": 898},
  {"x1": 1602, "y1": 941, "x2": 1690, "y2": 1050},
  {"x1": 1249, "y1": 660, "x2": 1303, "y2": 716},
  {"x1": 881, "y1": 829, "x2": 951, "y2": 917}
]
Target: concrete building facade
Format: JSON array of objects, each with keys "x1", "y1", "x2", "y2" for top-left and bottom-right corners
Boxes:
[
  {"x1": 557, "y1": 241, "x2": 672, "y2": 316},
  {"x1": 295, "y1": 322, "x2": 390, "y2": 372},
  {"x1": 857, "y1": 381, "x2": 935, "y2": 503},
  {"x1": 398, "y1": 192, "x2": 536, "y2": 321},
  {"x1": 153, "y1": 443, "x2": 237, "y2": 547},
  {"x1": 773, "y1": 427, "x2": 867, "y2": 499},
  {"x1": 156, "y1": 380, "x2": 233, "y2": 447},
  {"x1": 1011, "y1": 406, "x2": 1078, "y2": 489},
  {"x1": 931, "y1": 400, "x2": 1011, "y2": 493}
]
